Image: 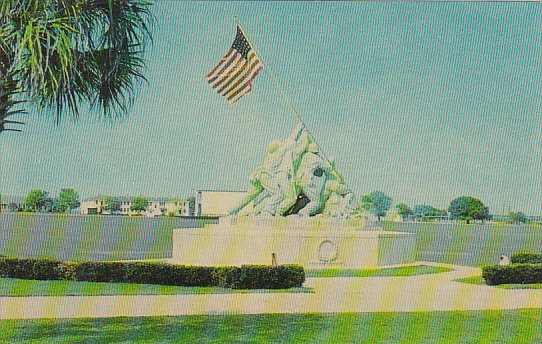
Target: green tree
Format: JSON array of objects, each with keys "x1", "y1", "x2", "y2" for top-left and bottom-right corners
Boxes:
[
  {"x1": 103, "y1": 196, "x2": 122, "y2": 215},
  {"x1": 130, "y1": 196, "x2": 147, "y2": 214},
  {"x1": 395, "y1": 203, "x2": 413, "y2": 221},
  {"x1": 357, "y1": 191, "x2": 392, "y2": 222},
  {"x1": 58, "y1": 188, "x2": 80, "y2": 213},
  {"x1": 448, "y1": 196, "x2": 490, "y2": 224},
  {"x1": 509, "y1": 211, "x2": 528, "y2": 225},
  {"x1": 45, "y1": 197, "x2": 64, "y2": 213},
  {"x1": 23, "y1": 189, "x2": 48, "y2": 212},
  {"x1": 0, "y1": 0, "x2": 153, "y2": 133}
]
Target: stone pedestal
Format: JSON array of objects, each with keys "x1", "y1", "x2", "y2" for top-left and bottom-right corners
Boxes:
[{"x1": 171, "y1": 217, "x2": 415, "y2": 268}]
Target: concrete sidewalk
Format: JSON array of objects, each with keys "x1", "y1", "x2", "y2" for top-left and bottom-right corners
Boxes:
[{"x1": 1, "y1": 262, "x2": 541, "y2": 319}]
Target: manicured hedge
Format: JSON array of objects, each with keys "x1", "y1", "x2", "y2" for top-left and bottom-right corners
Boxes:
[
  {"x1": 511, "y1": 252, "x2": 542, "y2": 264},
  {"x1": 214, "y1": 265, "x2": 305, "y2": 289},
  {"x1": 75, "y1": 262, "x2": 216, "y2": 287},
  {"x1": 482, "y1": 264, "x2": 542, "y2": 286},
  {"x1": 0, "y1": 258, "x2": 66, "y2": 280},
  {"x1": 0, "y1": 258, "x2": 305, "y2": 289}
]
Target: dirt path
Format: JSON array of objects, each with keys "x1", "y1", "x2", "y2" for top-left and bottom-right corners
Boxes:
[{"x1": 1, "y1": 262, "x2": 541, "y2": 319}]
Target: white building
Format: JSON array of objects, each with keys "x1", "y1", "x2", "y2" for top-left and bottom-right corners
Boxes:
[
  {"x1": 80, "y1": 196, "x2": 193, "y2": 216},
  {"x1": 195, "y1": 190, "x2": 246, "y2": 217}
]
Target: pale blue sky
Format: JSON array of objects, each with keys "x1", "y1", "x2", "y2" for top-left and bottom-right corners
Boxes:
[{"x1": 1, "y1": 2, "x2": 541, "y2": 214}]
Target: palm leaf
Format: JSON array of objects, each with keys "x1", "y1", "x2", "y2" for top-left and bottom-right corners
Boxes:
[{"x1": 0, "y1": 0, "x2": 154, "y2": 132}]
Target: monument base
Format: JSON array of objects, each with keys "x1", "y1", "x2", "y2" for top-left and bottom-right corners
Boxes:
[{"x1": 171, "y1": 217, "x2": 416, "y2": 268}]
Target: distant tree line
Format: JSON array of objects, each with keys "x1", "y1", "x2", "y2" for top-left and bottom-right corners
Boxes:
[
  {"x1": 395, "y1": 203, "x2": 448, "y2": 222},
  {"x1": 15, "y1": 189, "x2": 80, "y2": 213},
  {"x1": 508, "y1": 211, "x2": 528, "y2": 225},
  {"x1": 100, "y1": 196, "x2": 150, "y2": 215},
  {"x1": 94, "y1": 195, "x2": 195, "y2": 217},
  {"x1": 394, "y1": 196, "x2": 490, "y2": 224},
  {"x1": 358, "y1": 192, "x2": 533, "y2": 225}
]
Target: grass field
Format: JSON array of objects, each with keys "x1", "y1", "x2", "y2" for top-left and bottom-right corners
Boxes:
[
  {"x1": 0, "y1": 213, "x2": 210, "y2": 261},
  {"x1": 0, "y1": 278, "x2": 311, "y2": 297},
  {"x1": 1, "y1": 309, "x2": 541, "y2": 343},
  {"x1": 2, "y1": 214, "x2": 542, "y2": 266},
  {"x1": 306, "y1": 265, "x2": 452, "y2": 278},
  {"x1": 383, "y1": 222, "x2": 542, "y2": 266}
]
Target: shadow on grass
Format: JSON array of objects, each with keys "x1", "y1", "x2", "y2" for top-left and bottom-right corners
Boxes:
[
  {"x1": 0, "y1": 278, "x2": 313, "y2": 297},
  {"x1": 454, "y1": 276, "x2": 542, "y2": 289}
]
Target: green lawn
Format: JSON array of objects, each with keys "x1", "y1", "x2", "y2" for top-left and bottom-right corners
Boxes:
[
  {"x1": 306, "y1": 265, "x2": 452, "y2": 278},
  {"x1": 3, "y1": 214, "x2": 542, "y2": 265},
  {"x1": 455, "y1": 276, "x2": 542, "y2": 289},
  {"x1": 1, "y1": 310, "x2": 542, "y2": 343},
  {"x1": 0, "y1": 278, "x2": 311, "y2": 297},
  {"x1": 382, "y1": 221, "x2": 542, "y2": 267}
]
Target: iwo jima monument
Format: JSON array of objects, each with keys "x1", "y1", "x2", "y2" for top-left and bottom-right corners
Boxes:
[{"x1": 171, "y1": 25, "x2": 415, "y2": 267}]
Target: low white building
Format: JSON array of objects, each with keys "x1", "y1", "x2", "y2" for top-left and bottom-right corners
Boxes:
[
  {"x1": 195, "y1": 190, "x2": 246, "y2": 217},
  {"x1": 81, "y1": 196, "x2": 193, "y2": 216}
]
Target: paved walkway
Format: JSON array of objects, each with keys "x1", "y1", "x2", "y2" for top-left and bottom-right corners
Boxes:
[{"x1": 1, "y1": 262, "x2": 542, "y2": 319}]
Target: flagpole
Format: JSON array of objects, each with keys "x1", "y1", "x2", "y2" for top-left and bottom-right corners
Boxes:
[
  {"x1": 235, "y1": 18, "x2": 349, "y2": 186},
  {"x1": 235, "y1": 19, "x2": 304, "y2": 124}
]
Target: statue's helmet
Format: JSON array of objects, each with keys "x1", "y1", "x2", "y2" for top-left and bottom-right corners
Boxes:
[
  {"x1": 308, "y1": 142, "x2": 319, "y2": 153},
  {"x1": 267, "y1": 140, "x2": 281, "y2": 153}
]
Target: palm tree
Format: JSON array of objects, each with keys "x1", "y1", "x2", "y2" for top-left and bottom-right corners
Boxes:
[{"x1": 0, "y1": 0, "x2": 153, "y2": 133}]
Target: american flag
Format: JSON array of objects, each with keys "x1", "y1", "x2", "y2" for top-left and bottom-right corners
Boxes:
[{"x1": 207, "y1": 26, "x2": 264, "y2": 104}]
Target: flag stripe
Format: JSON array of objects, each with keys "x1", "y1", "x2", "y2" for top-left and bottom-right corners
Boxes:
[
  {"x1": 206, "y1": 48, "x2": 234, "y2": 78},
  {"x1": 217, "y1": 53, "x2": 257, "y2": 94},
  {"x1": 227, "y1": 65, "x2": 263, "y2": 101},
  {"x1": 206, "y1": 25, "x2": 264, "y2": 104},
  {"x1": 211, "y1": 55, "x2": 244, "y2": 89},
  {"x1": 230, "y1": 87, "x2": 252, "y2": 104},
  {"x1": 209, "y1": 53, "x2": 242, "y2": 87},
  {"x1": 206, "y1": 48, "x2": 236, "y2": 80},
  {"x1": 221, "y1": 52, "x2": 261, "y2": 96},
  {"x1": 221, "y1": 61, "x2": 258, "y2": 96},
  {"x1": 223, "y1": 61, "x2": 262, "y2": 98},
  {"x1": 227, "y1": 65, "x2": 263, "y2": 102},
  {"x1": 216, "y1": 63, "x2": 247, "y2": 94},
  {"x1": 207, "y1": 50, "x2": 239, "y2": 83}
]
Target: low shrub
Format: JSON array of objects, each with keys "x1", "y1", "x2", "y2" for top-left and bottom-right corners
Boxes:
[
  {"x1": 212, "y1": 267, "x2": 240, "y2": 288},
  {"x1": 73, "y1": 262, "x2": 303, "y2": 288},
  {"x1": 0, "y1": 258, "x2": 305, "y2": 289},
  {"x1": 225, "y1": 265, "x2": 305, "y2": 289},
  {"x1": 0, "y1": 258, "x2": 66, "y2": 280},
  {"x1": 122, "y1": 263, "x2": 215, "y2": 287},
  {"x1": 511, "y1": 252, "x2": 542, "y2": 264},
  {"x1": 482, "y1": 264, "x2": 542, "y2": 285},
  {"x1": 75, "y1": 262, "x2": 128, "y2": 283},
  {"x1": 59, "y1": 261, "x2": 78, "y2": 281}
]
